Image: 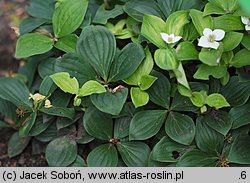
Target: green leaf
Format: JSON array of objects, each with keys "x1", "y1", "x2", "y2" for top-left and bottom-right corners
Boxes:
[
  {"x1": 171, "y1": 92, "x2": 199, "y2": 112},
  {"x1": 39, "y1": 76, "x2": 57, "y2": 96},
  {"x1": 70, "y1": 155, "x2": 87, "y2": 167},
  {"x1": 139, "y1": 75, "x2": 157, "y2": 91},
  {"x1": 213, "y1": 15, "x2": 244, "y2": 32},
  {"x1": 151, "y1": 136, "x2": 189, "y2": 163},
  {"x1": 93, "y1": 4, "x2": 124, "y2": 24},
  {"x1": 174, "y1": 63, "x2": 190, "y2": 90},
  {"x1": 129, "y1": 110, "x2": 166, "y2": 140},
  {"x1": 124, "y1": 0, "x2": 163, "y2": 22},
  {"x1": 29, "y1": 117, "x2": 51, "y2": 136},
  {"x1": 114, "y1": 117, "x2": 131, "y2": 139},
  {"x1": 189, "y1": 9, "x2": 213, "y2": 36},
  {"x1": 177, "y1": 149, "x2": 217, "y2": 167},
  {"x1": 203, "y1": 3, "x2": 227, "y2": 16},
  {"x1": 231, "y1": 49, "x2": 250, "y2": 68},
  {"x1": 130, "y1": 87, "x2": 149, "y2": 108},
  {"x1": 176, "y1": 42, "x2": 199, "y2": 60},
  {"x1": 19, "y1": 17, "x2": 47, "y2": 35},
  {"x1": 40, "y1": 107, "x2": 75, "y2": 120},
  {"x1": 0, "y1": 77, "x2": 32, "y2": 109},
  {"x1": 165, "y1": 112, "x2": 195, "y2": 145},
  {"x1": 52, "y1": 0, "x2": 88, "y2": 38},
  {"x1": 241, "y1": 34, "x2": 250, "y2": 50},
  {"x1": 15, "y1": 33, "x2": 53, "y2": 58},
  {"x1": 46, "y1": 137, "x2": 77, "y2": 167},
  {"x1": 194, "y1": 64, "x2": 227, "y2": 80},
  {"x1": 117, "y1": 142, "x2": 150, "y2": 167},
  {"x1": 54, "y1": 53, "x2": 97, "y2": 86},
  {"x1": 54, "y1": 34, "x2": 78, "y2": 53},
  {"x1": 228, "y1": 135, "x2": 250, "y2": 164},
  {"x1": 50, "y1": 72, "x2": 79, "y2": 94},
  {"x1": 190, "y1": 91, "x2": 206, "y2": 107},
  {"x1": 78, "y1": 80, "x2": 106, "y2": 97},
  {"x1": 38, "y1": 58, "x2": 56, "y2": 79},
  {"x1": 91, "y1": 88, "x2": 128, "y2": 115},
  {"x1": 141, "y1": 14, "x2": 167, "y2": 48},
  {"x1": 202, "y1": 110, "x2": 232, "y2": 136},
  {"x1": 108, "y1": 43, "x2": 145, "y2": 82},
  {"x1": 208, "y1": 0, "x2": 239, "y2": 13},
  {"x1": 230, "y1": 104, "x2": 250, "y2": 129},
  {"x1": 19, "y1": 112, "x2": 37, "y2": 137},
  {"x1": 26, "y1": 0, "x2": 55, "y2": 20},
  {"x1": 124, "y1": 47, "x2": 154, "y2": 86},
  {"x1": 199, "y1": 46, "x2": 224, "y2": 66},
  {"x1": 147, "y1": 71, "x2": 171, "y2": 109},
  {"x1": 77, "y1": 26, "x2": 116, "y2": 81},
  {"x1": 83, "y1": 107, "x2": 113, "y2": 140},
  {"x1": 222, "y1": 32, "x2": 243, "y2": 52},
  {"x1": 154, "y1": 48, "x2": 179, "y2": 70},
  {"x1": 220, "y1": 76, "x2": 250, "y2": 106},
  {"x1": 8, "y1": 132, "x2": 31, "y2": 158},
  {"x1": 205, "y1": 93, "x2": 230, "y2": 109},
  {"x1": 195, "y1": 117, "x2": 224, "y2": 155},
  {"x1": 166, "y1": 10, "x2": 189, "y2": 36},
  {"x1": 87, "y1": 144, "x2": 118, "y2": 167},
  {"x1": 35, "y1": 123, "x2": 58, "y2": 142}
]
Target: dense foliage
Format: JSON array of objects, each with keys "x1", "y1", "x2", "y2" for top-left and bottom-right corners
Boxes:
[{"x1": 0, "y1": 0, "x2": 250, "y2": 167}]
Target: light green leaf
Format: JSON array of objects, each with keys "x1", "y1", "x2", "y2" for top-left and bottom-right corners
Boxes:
[
  {"x1": 165, "y1": 112, "x2": 195, "y2": 145},
  {"x1": 15, "y1": 33, "x2": 54, "y2": 58},
  {"x1": 130, "y1": 87, "x2": 149, "y2": 108},
  {"x1": 214, "y1": 15, "x2": 244, "y2": 32},
  {"x1": 189, "y1": 9, "x2": 213, "y2": 36},
  {"x1": 199, "y1": 45, "x2": 224, "y2": 66},
  {"x1": 124, "y1": 47, "x2": 154, "y2": 85},
  {"x1": 222, "y1": 32, "x2": 243, "y2": 52},
  {"x1": 176, "y1": 42, "x2": 199, "y2": 60},
  {"x1": 194, "y1": 64, "x2": 227, "y2": 80},
  {"x1": 231, "y1": 49, "x2": 250, "y2": 68},
  {"x1": 141, "y1": 14, "x2": 167, "y2": 48},
  {"x1": 78, "y1": 80, "x2": 106, "y2": 97},
  {"x1": 205, "y1": 93, "x2": 230, "y2": 109},
  {"x1": 87, "y1": 144, "x2": 118, "y2": 167},
  {"x1": 50, "y1": 72, "x2": 79, "y2": 94},
  {"x1": 52, "y1": 0, "x2": 88, "y2": 38},
  {"x1": 54, "y1": 34, "x2": 78, "y2": 53},
  {"x1": 174, "y1": 63, "x2": 190, "y2": 90},
  {"x1": 129, "y1": 110, "x2": 166, "y2": 140},
  {"x1": 203, "y1": 3, "x2": 227, "y2": 16},
  {"x1": 154, "y1": 48, "x2": 179, "y2": 70},
  {"x1": 190, "y1": 91, "x2": 206, "y2": 107},
  {"x1": 139, "y1": 75, "x2": 157, "y2": 91},
  {"x1": 166, "y1": 10, "x2": 189, "y2": 36},
  {"x1": 77, "y1": 25, "x2": 116, "y2": 81}
]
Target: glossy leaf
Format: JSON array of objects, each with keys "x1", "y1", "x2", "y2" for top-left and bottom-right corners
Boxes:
[
  {"x1": 213, "y1": 15, "x2": 244, "y2": 32},
  {"x1": 222, "y1": 32, "x2": 243, "y2": 52},
  {"x1": 230, "y1": 104, "x2": 250, "y2": 129},
  {"x1": 194, "y1": 64, "x2": 227, "y2": 80},
  {"x1": 130, "y1": 87, "x2": 149, "y2": 108},
  {"x1": 231, "y1": 49, "x2": 250, "y2": 68},
  {"x1": 154, "y1": 48, "x2": 179, "y2": 70},
  {"x1": 54, "y1": 34, "x2": 78, "y2": 53},
  {"x1": 78, "y1": 81, "x2": 106, "y2": 97},
  {"x1": 19, "y1": 112, "x2": 37, "y2": 137},
  {"x1": 40, "y1": 107, "x2": 75, "y2": 120},
  {"x1": 176, "y1": 42, "x2": 199, "y2": 60},
  {"x1": 205, "y1": 93, "x2": 230, "y2": 109}
]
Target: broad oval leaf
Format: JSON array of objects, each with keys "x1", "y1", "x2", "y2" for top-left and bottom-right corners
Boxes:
[
  {"x1": 83, "y1": 107, "x2": 113, "y2": 140},
  {"x1": 91, "y1": 88, "x2": 128, "y2": 115},
  {"x1": 154, "y1": 48, "x2": 179, "y2": 70},
  {"x1": 151, "y1": 136, "x2": 189, "y2": 163},
  {"x1": 108, "y1": 43, "x2": 145, "y2": 82},
  {"x1": 202, "y1": 110, "x2": 232, "y2": 136},
  {"x1": 129, "y1": 110, "x2": 166, "y2": 140},
  {"x1": 54, "y1": 34, "x2": 78, "y2": 53},
  {"x1": 205, "y1": 93, "x2": 230, "y2": 109},
  {"x1": 213, "y1": 15, "x2": 244, "y2": 32},
  {"x1": 130, "y1": 87, "x2": 149, "y2": 108},
  {"x1": 228, "y1": 135, "x2": 250, "y2": 164},
  {"x1": 15, "y1": 33, "x2": 54, "y2": 58},
  {"x1": 114, "y1": 117, "x2": 131, "y2": 139},
  {"x1": 52, "y1": 0, "x2": 88, "y2": 38},
  {"x1": 77, "y1": 25, "x2": 116, "y2": 81},
  {"x1": 45, "y1": 136, "x2": 77, "y2": 167},
  {"x1": 117, "y1": 142, "x2": 150, "y2": 167},
  {"x1": 8, "y1": 132, "x2": 31, "y2": 158},
  {"x1": 19, "y1": 112, "x2": 37, "y2": 137},
  {"x1": 50, "y1": 72, "x2": 79, "y2": 95},
  {"x1": 231, "y1": 49, "x2": 250, "y2": 68},
  {"x1": 165, "y1": 112, "x2": 195, "y2": 145},
  {"x1": 222, "y1": 31, "x2": 243, "y2": 52},
  {"x1": 230, "y1": 104, "x2": 250, "y2": 129},
  {"x1": 87, "y1": 144, "x2": 118, "y2": 167},
  {"x1": 40, "y1": 107, "x2": 75, "y2": 120},
  {"x1": 78, "y1": 81, "x2": 106, "y2": 97}
]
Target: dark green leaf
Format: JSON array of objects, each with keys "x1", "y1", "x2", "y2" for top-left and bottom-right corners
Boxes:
[
  {"x1": 231, "y1": 49, "x2": 250, "y2": 68},
  {"x1": 91, "y1": 88, "x2": 128, "y2": 115},
  {"x1": 8, "y1": 132, "x2": 31, "y2": 158},
  {"x1": 29, "y1": 117, "x2": 51, "y2": 136},
  {"x1": 87, "y1": 144, "x2": 118, "y2": 167},
  {"x1": 46, "y1": 136, "x2": 77, "y2": 167},
  {"x1": 77, "y1": 25, "x2": 116, "y2": 81},
  {"x1": 117, "y1": 142, "x2": 150, "y2": 167},
  {"x1": 171, "y1": 92, "x2": 199, "y2": 112},
  {"x1": 19, "y1": 112, "x2": 37, "y2": 137},
  {"x1": 39, "y1": 76, "x2": 57, "y2": 96},
  {"x1": 165, "y1": 112, "x2": 195, "y2": 145},
  {"x1": 129, "y1": 110, "x2": 166, "y2": 140},
  {"x1": 230, "y1": 104, "x2": 250, "y2": 129},
  {"x1": 20, "y1": 18, "x2": 47, "y2": 35},
  {"x1": 70, "y1": 155, "x2": 87, "y2": 167},
  {"x1": 35, "y1": 123, "x2": 58, "y2": 142},
  {"x1": 114, "y1": 117, "x2": 131, "y2": 139},
  {"x1": 83, "y1": 107, "x2": 113, "y2": 140},
  {"x1": 38, "y1": 58, "x2": 56, "y2": 79},
  {"x1": 40, "y1": 107, "x2": 75, "y2": 120}
]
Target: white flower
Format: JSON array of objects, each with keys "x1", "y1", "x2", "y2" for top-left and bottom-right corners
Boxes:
[
  {"x1": 198, "y1": 28, "x2": 225, "y2": 49},
  {"x1": 45, "y1": 99, "x2": 53, "y2": 108},
  {"x1": 29, "y1": 93, "x2": 46, "y2": 101},
  {"x1": 160, "y1": 33, "x2": 182, "y2": 44},
  {"x1": 241, "y1": 17, "x2": 250, "y2": 31}
]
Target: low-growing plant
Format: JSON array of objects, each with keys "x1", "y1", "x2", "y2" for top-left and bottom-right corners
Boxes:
[{"x1": 0, "y1": 0, "x2": 250, "y2": 167}]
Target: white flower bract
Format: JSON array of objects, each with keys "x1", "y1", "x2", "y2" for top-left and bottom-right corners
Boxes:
[
  {"x1": 198, "y1": 28, "x2": 225, "y2": 49},
  {"x1": 241, "y1": 17, "x2": 250, "y2": 31},
  {"x1": 45, "y1": 99, "x2": 53, "y2": 108},
  {"x1": 29, "y1": 93, "x2": 46, "y2": 101},
  {"x1": 160, "y1": 33, "x2": 182, "y2": 44}
]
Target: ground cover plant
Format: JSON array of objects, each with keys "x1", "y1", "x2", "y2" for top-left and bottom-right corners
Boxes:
[{"x1": 0, "y1": 0, "x2": 250, "y2": 167}]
